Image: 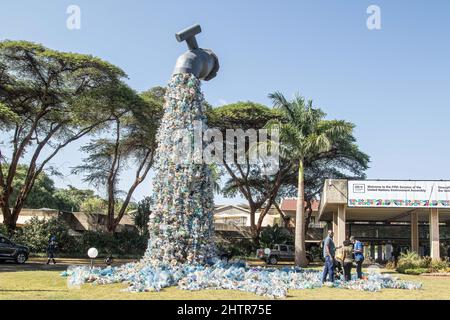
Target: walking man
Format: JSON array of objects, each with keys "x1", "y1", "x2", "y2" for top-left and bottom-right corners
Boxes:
[
  {"x1": 322, "y1": 230, "x2": 336, "y2": 283},
  {"x1": 46, "y1": 235, "x2": 58, "y2": 265}
]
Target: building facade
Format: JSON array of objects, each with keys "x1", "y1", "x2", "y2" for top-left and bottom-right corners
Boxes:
[{"x1": 319, "y1": 179, "x2": 450, "y2": 260}]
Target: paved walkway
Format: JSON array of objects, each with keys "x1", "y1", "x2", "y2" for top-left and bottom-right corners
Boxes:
[{"x1": 0, "y1": 258, "x2": 136, "y2": 273}]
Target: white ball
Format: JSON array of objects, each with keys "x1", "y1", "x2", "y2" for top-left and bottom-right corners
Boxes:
[{"x1": 87, "y1": 247, "x2": 98, "y2": 259}]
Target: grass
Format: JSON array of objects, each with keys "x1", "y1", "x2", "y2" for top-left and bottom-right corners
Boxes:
[{"x1": 0, "y1": 260, "x2": 449, "y2": 300}]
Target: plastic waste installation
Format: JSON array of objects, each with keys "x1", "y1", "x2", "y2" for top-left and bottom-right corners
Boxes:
[{"x1": 65, "y1": 25, "x2": 422, "y2": 298}]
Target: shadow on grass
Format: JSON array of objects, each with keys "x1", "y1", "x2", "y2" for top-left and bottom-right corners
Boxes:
[
  {"x1": 0, "y1": 262, "x2": 68, "y2": 273},
  {"x1": 0, "y1": 289, "x2": 67, "y2": 292}
]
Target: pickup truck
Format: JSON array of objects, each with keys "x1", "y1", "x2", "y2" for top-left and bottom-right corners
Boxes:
[{"x1": 256, "y1": 244, "x2": 313, "y2": 265}]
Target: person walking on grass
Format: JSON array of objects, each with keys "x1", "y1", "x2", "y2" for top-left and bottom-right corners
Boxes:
[
  {"x1": 350, "y1": 236, "x2": 364, "y2": 279},
  {"x1": 322, "y1": 230, "x2": 336, "y2": 284},
  {"x1": 46, "y1": 235, "x2": 58, "y2": 265}
]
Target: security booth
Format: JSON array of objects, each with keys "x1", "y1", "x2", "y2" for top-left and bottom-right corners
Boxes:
[{"x1": 318, "y1": 179, "x2": 450, "y2": 261}]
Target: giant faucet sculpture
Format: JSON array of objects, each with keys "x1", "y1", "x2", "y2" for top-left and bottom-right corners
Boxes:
[
  {"x1": 142, "y1": 24, "x2": 219, "y2": 266},
  {"x1": 173, "y1": 24, "x2": 219, "y2": 81}
]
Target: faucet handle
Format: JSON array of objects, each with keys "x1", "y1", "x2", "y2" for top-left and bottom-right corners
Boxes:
[{"x1": 175, "y1": 24, "x2": 201, "y2": 50}]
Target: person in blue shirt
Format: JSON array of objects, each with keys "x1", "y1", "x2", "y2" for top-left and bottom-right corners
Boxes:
[
  {"x1": 322, "y1": 230, "x2": 336, "y2": 283},
  {"x1": 350, "y1": 236, "x2": 364, "y2": 279}
]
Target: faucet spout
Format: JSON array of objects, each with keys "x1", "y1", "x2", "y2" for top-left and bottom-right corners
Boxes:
[{"x1": 173, "y1": 48, "x2": 219, "y2": 81}]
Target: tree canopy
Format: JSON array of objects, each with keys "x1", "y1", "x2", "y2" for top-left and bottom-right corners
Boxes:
[
  {"x1": 0, "y1": 40, "x2": 128, "y2": 231},
  {"x1": 207, "y1": 102, "x2": 288, "y2": 243}
]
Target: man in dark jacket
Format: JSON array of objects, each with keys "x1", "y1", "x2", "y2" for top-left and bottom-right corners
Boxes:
[
  {"x1": 392, "y1": 242, "x2": 401, "y2": 268},
  {"x1": 322, "y1": 230, "x2": 336, "y2": 283},
  {"x1": 46, "y1": 236, "x2": 58, "y2": 265}
]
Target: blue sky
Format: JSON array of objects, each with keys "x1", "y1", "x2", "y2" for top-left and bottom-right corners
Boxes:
[{"x1": 1, "y1": 1, "x2": 450, "y2": 205}]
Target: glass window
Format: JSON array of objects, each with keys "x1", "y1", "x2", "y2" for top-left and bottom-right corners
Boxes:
[{"x1": 280, "y1": 245, "x2": 288, "y2": 252}]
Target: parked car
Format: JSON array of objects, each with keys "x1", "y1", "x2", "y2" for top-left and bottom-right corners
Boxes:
[
  {"x1": 256, "y1": 244, "x2": 313, "y2": 265},
  {"x1": 0, "y1": 234, "x2": 29, "y2": 264}
]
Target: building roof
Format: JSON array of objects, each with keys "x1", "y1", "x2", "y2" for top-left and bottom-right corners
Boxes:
[
  {"x1": 318, "y1": 179, "x2": 450, "y2": 223},
  {"x1": 214, "y1": 204, "x2": 251, "y2": 214},
  {"x1": 280, "y1": 198, "x2": 320, "y2": 212}
]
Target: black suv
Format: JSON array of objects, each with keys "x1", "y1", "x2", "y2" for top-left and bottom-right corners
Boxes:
[{"x1": 0, "y1": 234, "x2": 29, "y2": 264}]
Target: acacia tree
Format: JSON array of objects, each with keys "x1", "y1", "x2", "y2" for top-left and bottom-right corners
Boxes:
[
  {"x1": 0, "y1": 41, "x2": 126, "y2": 232},
  {"x1": 72, "y1": 85, "x2": 163, "y2": 232},
  {"x1": 207, "y1": 102, "x2": 289, "y2": 245},
  {"x1": 266, "y1": 92, "x2": 369, "y2": 267}
]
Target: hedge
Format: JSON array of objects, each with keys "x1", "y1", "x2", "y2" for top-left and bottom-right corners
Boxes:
[{"x1": 1, "y1": 218, "x2": 148, "y2": 257}]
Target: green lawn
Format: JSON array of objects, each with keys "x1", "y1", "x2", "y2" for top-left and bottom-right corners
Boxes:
[{"x1": 1, "y1": 265, "x2": 449, "y2": 300}]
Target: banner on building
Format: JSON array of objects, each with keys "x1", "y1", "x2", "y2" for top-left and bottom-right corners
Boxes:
[{"x1": 348, "y1": 180, "x2": 450, "y2": 208}]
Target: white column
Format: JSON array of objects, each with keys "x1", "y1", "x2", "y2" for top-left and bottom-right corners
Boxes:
[
  {"x1": 377, "y1": 244, "x2": 383, "y2": 262},
  {"x1": 411, "y1": 211, "x2": 419, "y2": 253},
  {"x1": 429, "y1": 208, "x2": 440, "y2": 260},
  {"x1": 332, "y1": 211, "x2": 338, "y2": 235},
  {"x1": 336, "y1": 204, "x2": 346, "y2": 247}
]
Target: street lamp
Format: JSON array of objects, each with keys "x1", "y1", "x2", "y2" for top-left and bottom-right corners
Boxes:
[{"x1": 87, "y1": 247, "x2": 98, "y2": 270}]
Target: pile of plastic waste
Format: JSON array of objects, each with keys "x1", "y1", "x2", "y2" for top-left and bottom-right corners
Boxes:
[{"x1": 63, "y1": 261, "x2": 422, "y2": 299}]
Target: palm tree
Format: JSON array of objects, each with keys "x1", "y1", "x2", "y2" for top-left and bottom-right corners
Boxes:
[{"x1": 266, "y1": 92, "x2": 355, "y2": 267}]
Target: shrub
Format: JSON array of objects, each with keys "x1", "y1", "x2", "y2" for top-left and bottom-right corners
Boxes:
[
  {"x1": 0, "y1": 223, "x2": 8, "y2": 236},
  {"x1": 397, "y1": 251, "x2": 449, "y2": 274},
  {"x1": 419, "y1": 256, "x2": 432, "y2": 269},
  {"x1": 79, "y1": 230, "x2": 147, "y2": 257},
  {"x1": 385, "y1": 261, "x2": 396, "y2": 270},
  {"x1": 429, "y1": 259, "x2": 449, "y2": 273},
  {"x1": 404, "y1": 268, "x2": 428, "y2": 275},
  {"x1": 13, "y1": 217, "x2": 77, "y2": 253},
  {"x1": 396, "y1": 251, "x2": 422, "y2": 273},
  {"x1": 216, "y1": 238, "x2": 256, "y2": 258}
]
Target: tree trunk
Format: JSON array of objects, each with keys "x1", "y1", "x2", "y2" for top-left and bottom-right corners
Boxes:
[
  {"x1": 107, "y1": 221, "x2": 117, "y2": 233},
  {"x1": 252, "y1": 227, "x2": 260, "y2": 247},
  {"x1": 1, "y1": 206, "x2": 16, "y2": 236},
  {"x1": 295, "y1": 159, "x2": 308, "y2": 267},
  {"x1": 106, "y1": 204, "x2": 117, "y2": 233},
  {"x1": 274, "y1": 201, "x2": 290, "y2": 228},
  {"x1": 249, "y1": 206, "x2": 260, "y2": 246}
]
